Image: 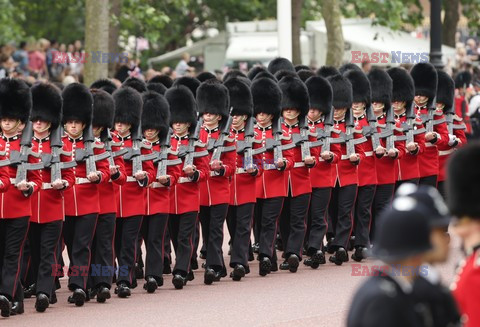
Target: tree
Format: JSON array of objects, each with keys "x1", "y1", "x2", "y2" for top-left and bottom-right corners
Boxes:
[
  {"x1": 321, "y1": 0, "x2": 344, "y2": 67},
  {"x1": 84, "y1": 0, "x2": 109, "y2": 86},
  {"x1": 0, "y1": 0, "x2": 25, "y2": 44},
  {"x1": 108, "y1": 0, "x2": 121, "y2": 76},
  {"x1": 443, "y1": 0, "x2": 460, "y2": 47}
]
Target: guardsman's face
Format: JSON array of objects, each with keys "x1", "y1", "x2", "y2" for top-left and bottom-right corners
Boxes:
[
  {"x1": 333, "y1": 108, "x2": 347, "y2": 120},
  {"x1": 414, "y1": 95, "x2": 428, "y2": 104},
  {"x1": 144, "y1": 128, "x2": 159, "y2": 141},
  {"x1": 282, "y1": 108, "x2": 299, "y2": 121},
  {"x1": 352, "y1": 102, "x2": 366, "y2": 117},
  {"x1": 33, "y1": 120, "x2": 50, "y2": 133},
  {"x1": 203, "y1": 113, "x2": 222, "y2": 125},
  {"x1": 1, "y1": 118, "x2": 20, "y2": 133},
  {"x1": 115, "y1": 122, "x2": 131, "y2": 135},
  {"x1": 436, "y1": 103, "x2": 445, "y2": 111},
  {"x1": 372, "y1": 102, "x2": 385, "y2": 115},
  {"x1": 65, "y1": 120, "x2": 85, "y2": 136},
  {"x1": 255, "y1": 113, "x2": 273, "y2": 125},
  {"x1": 172, "y1": 122, "x2": 190, "y2": 135},
  {"x1": 92, "y1": 126, "x2": 103, "y2": 137},
  {"x1": 307, "y1": 109, "x2": 321, "y2": 121},
  {"x1": 392, "y1": 101, "x2": 406, "y2": 114},
  {"x1": 232, "y1": 115, "x2": 247, "y2": 127}
]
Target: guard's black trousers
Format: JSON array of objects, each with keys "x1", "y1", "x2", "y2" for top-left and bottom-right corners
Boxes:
[
  {"x1": 169, "y1": 212, "x2": 197, "y2": 277},
  {"x1": 28, "y1": 220, "x2": 62, "y2": 297},
  {"x1": 329, "y1": 184, "x2": 357, "y2": 250},
  {"x1": 257, "y1": 197, "x2": 284, "y2": 259},
  {"x1": 307, "y1": 187, "x2": 331, "y2": 253},
  {"x1": 437, "y1": 181, "x2": 447, "y2": 200},
  {"x1": 353, "y1": 185, "x2": 375, "y2": 247},
  {"x1": 114, "y1": 215, "x2": 143, "y2": 288},
  {"x1": 200, "y1": 204, "x2": 229, "y2": 270},
  {"x1": 64, "y1": 214, "x2": 97, "y2": 291},
  {"x1": 280, "y1": 193, "x2": 310, "y2": 259},
  {"x1": 0, "y1": 216, "x2": 29, "y2": 300},
  {"x1": 89, "y1": 213, "x2": 115, "y2": 289},
  {"x1": 227, "y1": 203, "x2": 255, "y2": 268},
  {"x1": 370, "y1": 183, "x2": 395, "y2": 242},
  {"x1": 419, "y1": 175, "x2": 438, "y2": 188},
  {"x1": 141, "y1": 213, "x2": 169, "y2": 283}
]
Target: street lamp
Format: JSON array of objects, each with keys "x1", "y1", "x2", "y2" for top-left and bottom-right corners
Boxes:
[{"x1": 429, "y1": 0, "x2": 443, "y2": 69}]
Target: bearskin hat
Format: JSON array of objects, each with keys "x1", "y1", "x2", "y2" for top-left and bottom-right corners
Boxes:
[
  {"x1": 224, "y1": 77, "x2": 253, "y2": 117},
  {"x1": 90, "y1": 78, "x2": 118, "y2": 95},
  {"x1": 327, "y1": 74, "x2": 353, "y2": 109},
  {"x1": 196, "y1": 71, "x2": 217, "y2": 83},
  {"x1": 146, "y1": 82, "x2": 167, "y2": 95},
  {"x1": 253, "y1": 71, "x2": 277, "y2": 82},
  {"x1": 268, "y1": 57, "x2": 295, "y2": 75},
  {"x1": 112, "y1": 86, "x2": 142, "y2": 130},
  {"x1": 91, "y1": 89, "x2": 114, "y2": 129},
  {"x1": 305, "y1": 76, "x2": 333, "y2": 114},
  {"x1": 62, "y1": 83, "x2": 93, "y2": 125},
  {"x1": 196, "y1": 79, "x2": 230, "y2": 124},
  {"x1": 141, "y1": 91, "x2": 170, "y2": 141},
  {"x1": 339, "y1": 63, "x2": 362, "y2": 75},
  {"x1": 251, "y1": 77, "x2": 282, "y2": 119},
  {"x1": 317, "y1": 66, "x2": 340, "y2": 79},
  {"x1": 247, "y1": 66, "x2": 267, "y2": 81},
  {"x1": 344, "y1": 69, "x2": 371, "y2": 105},
  {"x1": 295, "y1": 65, "x2": 310, "y2": 72},
  {"x1": 447, "y1": 143, "x2": 480, "y2": 218},
  {"x1": 30, "y1": 82, "x2": 62, "y2": 129},
  {"x1": 454, "y1": 71, "x2": 472, "y2": 89},
  {"x1": 410, "y1": 62, "x2": 438, "y2": 105},
  {"x1": 237, "y1": 76, "x2": 252, "y2": 87},
  {"x1": 278, "y1": 76, "x2": 309, "y2": 117},
  {"x1": 223, "y1": 69, "x2": 247, "y2": 82},
  {"x1": 297, "y1": 69, "x2": 315, "y2": 82},
  {"x1": 173, "y1": 76, "x2": 200, "y2": 98},
  {"x1": 165, "y1": 85, "x2": 197, "y2": 131},
  {"x1": 368, "y1": 68, "x2": 392, "y2": 108},
  {"x1": 436, "y1": 71, "x2": 455, "y2": 112},
  {"x1": 387, "y1": 67, "x2": 415, "y2": 108},
  {"x1": 0, "y1": 78, "x2": 32, "y2": 123},
  {"x1": 274, "y1": 70, "x2": 298, "y2": 82},
  {"x1": 148, "y1": 75, "x2": 173, "y2": 88},
  {"x1": 122, "y1": 76, "x2": 147, "y2": 93}
]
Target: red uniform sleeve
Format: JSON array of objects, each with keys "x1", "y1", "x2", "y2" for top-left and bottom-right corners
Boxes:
[
  {"x1": 112, "y1": 154, "x2": 127, "y2": 186},
  {"x1": 414, "y1": 131, "x2": 426, "y2": 155},
  {"x1": 166, "y1": 159, "x2": 182, "y2": 186},
  {"x1": 0, "y1": 165, "x2": 10, "y2": 192},
  {"x1": 60, "y1": 149, "x2": 76, "y2": 190},
  {"x1": 26, "y1": 155, "x2": 42, "y2": 195},
  {"x1": 219, "y1": 140, "x2": 236, "y2": 177},
  {"x1": 354, "y1": 132, "x2": 366, "y2": 162},
  {"x1": 394, "y1": 130, "x2": 406, "y2": 159},
  {"x1": 432, "y1": 114, "x2": 450, "y2": 147},
  {"x1": 193, "y1": 145, "x2": 210, "y2": 182}
]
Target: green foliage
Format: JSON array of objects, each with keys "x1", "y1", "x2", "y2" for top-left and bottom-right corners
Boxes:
[
  {"x1": 0, "y1": 0, "x2": 25, "y2": 44},
  {"x1": 461, "y1": 0, "x2": 480, "y2": 32}
]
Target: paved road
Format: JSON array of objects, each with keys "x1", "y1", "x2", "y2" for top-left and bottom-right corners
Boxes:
[{"x1": 1, "y1": 231, "x2": 459, "y2": 327}]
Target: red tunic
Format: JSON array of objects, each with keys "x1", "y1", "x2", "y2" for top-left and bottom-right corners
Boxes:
[
  {"x1": 112, "y1": 132, "x2": 155, "y2": 218},
  {"x1": 0, "y1": 143, "x2": 11, "y2": 192},
  {"x1": 375, "y1": 115, "x2": 406, "y2": 185},
  {"x1": 308, "y1": 119, "x2": 338, "y2": 188},
  {"x1": 229, "y1": 127, "x2": 263, "y2": 206},
  {"x1": 254, "y1": 124, "x2": 294, "y2": 199},
  {"x1": 281, "y1": 122, "x2": 316, "y2": 197},
  {"x1": 354, "y1": 115, "x2": 377, "y2": 187},
  {"x1": 169, "y1": 134, "x2": 210, "y2": 215},
  {"x1": 198, "y1": 127, "x2": 236, "y2": 206},
  {"x1": 145, "y1": 140, "x2": 182, "y2": 215},
  {"x1": 451, "y1": 248, "x2": 480, "y2": 327},
  {"x1": 394, "y1": 112, "x2": 425, "y2": 181},
  {"x1": 437, "y1": 117, "x2": 468, "y2": 182},
  {"x1": 63, "y1": 135, "x2": 110, "y2": 216},
  {"x1": 97, "y1": 142, "x2": 127, "y2": 215},
  {"x1": 30, "y1": 135, "x2": 76, "y2": 223},
  {"x1": 330, "y1": 119, "x2": 365, "y2": 187},
  {"x1": 454, "y1": 95, "x2": 472, "y2": 134},
  {"x1": 416, "y1": 106, "x2": 449, "y2": 178},
  {"x1": 0, "y1": 134, "x2": 42, "y2": 219}
]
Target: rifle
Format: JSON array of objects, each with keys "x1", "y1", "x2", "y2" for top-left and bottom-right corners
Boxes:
[
  {"x1": 209, "y1": 109, "x2": 236, "y2": 164},
  {"x1": 0, "y1": 151, "x2": 10, "y2": 167},
  {"x1": 363, "y1": 105, "x2": 383, "y2": 151},
  {"x1": 9, "y1": 121, "x2": 44, "y2": 185},
  {"x1": 75, "y1": 124, "x2": 110, "y2": 175},
  {"x1": 314, "y1": 108, "x2": 335, "y2": 153},
  {"x1": 123, "y1": 124, "x2": 157, "y2": 176},
  {"x1": 291, "y1": 116, "x2": 314, "y2": 161},
  {"x1": 236, "y1": 116, "x2": 256, "y2": 168},
  {"x1": 101, "y1": 128, "x2": 128, "y2": 167},
  {"x1": 421, "y1": 96, "x2": 437, "y2": 134},
  {"x1": 181, "y1": 117, "x2": 209, "y2": 170},
  {"x1": 42, "y1": 125, "x2": 77, "y2": 183},
  {"x1": 401, "y1": 102, "x2": 425, "y2": 145},
  {"x1": 344, "y1": 109, "x2": 366, "y2": 157},
  {"x1": 155, "y1": 128, "x2": 182, "y2": 179},
  {"x1": 271, "y1": 117, "x2": 286, "y2": 164},
  {"x1": 384, "y1": 106, "x2": 397, "y2": 152}
]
